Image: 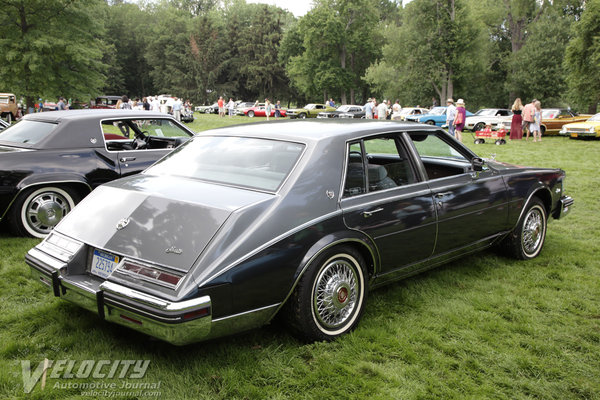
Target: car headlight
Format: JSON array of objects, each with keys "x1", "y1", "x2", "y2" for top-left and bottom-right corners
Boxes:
[
  {"x1": 589, "y1": 127, "x2": 595, "y2": 133},
  {"x1": 560, "y1": 127, "x2": 567, "y2": 133}
]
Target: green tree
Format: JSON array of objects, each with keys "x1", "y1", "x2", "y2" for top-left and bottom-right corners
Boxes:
[
  {"x1": 0, "y1": 0, "x2": 107, "y2": 109},
  {"x1": 282, "y1": 0, "x2": 382, "y2": 104},
  {"x1": 564, "y1": 0, "x2": 600, "y2": 113},
  {"x1": 365, "y1": 0, "x2": 482, "y2": 107}
]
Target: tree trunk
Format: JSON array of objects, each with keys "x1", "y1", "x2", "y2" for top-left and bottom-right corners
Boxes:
[{"x1": 350, "y1": 88, "x2": 355, "y2": 105}]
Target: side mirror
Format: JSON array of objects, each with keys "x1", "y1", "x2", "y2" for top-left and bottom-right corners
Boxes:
[{"x1": 472, "y1": 157, "x2": 484, "y2": 171}]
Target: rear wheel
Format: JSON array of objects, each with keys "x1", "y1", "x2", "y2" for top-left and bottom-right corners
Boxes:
[
  {"x1": 8, "y1": 186, "x2": 80, "y2": 238},
  {"x1": 501, "y1": 197, "x2": 547, "y2": 259},
  {"x1": 473, "y1": 122, "x2": 484, "y2": 132},
  {"x1": 6, "y1": 112, "x2": 12, "y2": 124},
  {"x1": 426, "y1": 120, "x2": 435, "y2": 125},
  {"x1": 284, "y1": 246, "x2": 368, "y2": 342},
  {"x1": 247, "y1": 110, "x2": 255, "y2": 118},
  {"x1": 299, "y1": 113, "x2": 307, "y2": 119}
]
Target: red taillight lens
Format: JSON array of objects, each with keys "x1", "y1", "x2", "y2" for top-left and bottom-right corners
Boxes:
[{"x1": 119, "y1": 261, "x2": 182, "y2": 288}]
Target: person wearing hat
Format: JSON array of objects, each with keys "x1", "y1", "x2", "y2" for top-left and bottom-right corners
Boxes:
[
  {"x1": 453, "y1": 98, "x2": 467, "y2": 142},
  {"x1": 446, "y1": 98, "x2": 457, "y2": 138}
]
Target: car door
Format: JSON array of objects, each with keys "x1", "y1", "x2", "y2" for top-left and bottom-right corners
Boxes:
[
  {"x1": 407, "y1": 131, "x2": 509, "y2": 255},
  {"x1": 341, "y1": 134, "x2": 436, "y2": 274},
  {"x1": 101, "y1": 118, "x2": 193, "y2": 177}
]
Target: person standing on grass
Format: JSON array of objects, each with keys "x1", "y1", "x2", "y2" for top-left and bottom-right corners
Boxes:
[
  {"x1": 218, "y1": 96, "x2": 225, "y2": 118},
  {"x1": 446, "y1": 98, "x2": 456, "y2": 138},
  {"x1": 522, "y1": 99, "x2": 536, "y2": 141},
  {"x1": 377, "y1": 99, "x2": 388, "y2": 120},
  {"x1": 510, "y1": 98, "x2": 523, "y2": 140},
  {"x1": 226, "y1": 98, "x2": 235, "y2": 117},
  {"x1": 453, "y1": 98, "x2": 466, "y2": 142},
  {"x1": 531, "y1": 100, "x2": 542, "y2": 142},
  {"x1": 274, "y1": 100, "x2": 282, "y2": 119},
  {"x1": 265, "y1": 99, "x2": 272, "y2": 121},
  {"x1": 364, "y1": 98, "x2": 374, "y2": 119},
  {"x1": 172, "y1": 97, "x2": 182, "y2": 121}
]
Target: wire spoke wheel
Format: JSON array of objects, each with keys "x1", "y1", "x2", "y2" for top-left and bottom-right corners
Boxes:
[{"x1": 521, "y1": 206, "x2": 545, "y2": 256}]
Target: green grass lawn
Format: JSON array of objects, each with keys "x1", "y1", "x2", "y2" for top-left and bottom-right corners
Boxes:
[{"x1": 1, "y1": 115, "x2": 598, "y2": 399}]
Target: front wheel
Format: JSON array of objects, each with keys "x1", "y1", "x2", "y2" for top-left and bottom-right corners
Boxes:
[
  {"x1": 299, "y1": 113, "x2": 307, "y2": 119},
  {"x1": 8, "y1": 186, "x2": 80, "y2": 238},
  {"x1": 285, "y1": 246, "x2": 368, "y2": 342},
  {"x1": 247, "y1": 110, "x2": 255, "y2": 118},
  {"x1": 425, "y1": 120, "x2": 436, "y2": 125},
  {"x1": 501, "y1": 197, "x2": 547, "y2": 259},
  {"x1": 473, "y1": 122, "x2": 484, "y2": 132}
]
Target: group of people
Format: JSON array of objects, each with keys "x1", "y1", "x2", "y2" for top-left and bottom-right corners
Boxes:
[
  {"x1": 510, "y1": 98, "x2": 542, "y2": 142},
  {"x1": 114, "y1": 95, "x2": 191, "y2": 121},
  {"x1": 445, "y1": 98, "x2": 467, "y2": 142},
  {"x1": 363, "y1": 98, "x2": 402, "y2": 120}
]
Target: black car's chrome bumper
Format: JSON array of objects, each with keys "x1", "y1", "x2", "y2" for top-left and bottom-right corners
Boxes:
[
  {"x1": 555, "y1": 195, "x2": 574, "y2": 219},
  {"x1": 26, "y1": 247, "x2": 212, "y2": 345}
]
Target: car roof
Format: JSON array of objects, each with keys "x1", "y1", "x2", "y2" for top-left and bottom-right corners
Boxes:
[
  {"x1": 202, "y1": 119, "x2": 435, "y2": 144},
  {"x1": 22, "y1": 109, "x2": 170, "y2": 123}
]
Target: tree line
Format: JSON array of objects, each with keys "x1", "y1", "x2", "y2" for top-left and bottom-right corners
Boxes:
[{"x1": 0, "y1": 0, "x2": 598, "y2": 113}]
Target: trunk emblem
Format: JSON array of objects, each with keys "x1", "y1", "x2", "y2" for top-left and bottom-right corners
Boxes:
[
  {"x1": 166, "y1": 246, "x2": 183, "y2": 255},
  {"x1": 116, "y1": 218, "x2": 130, "y2": 230}
]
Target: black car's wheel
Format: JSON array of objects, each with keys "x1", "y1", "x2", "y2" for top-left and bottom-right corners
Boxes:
[
  {"x1": 473, "y1": 122, "x2": 484, "y2": 132},
  {"x1": 426, "y1": 120, "x2": 435, "y2": 125},
  {"x1": 248, "y1": 111, "x2": 255, "y2": 118},
  {"x1": 285, "y1": 246, "x2": 368, "y2": 342},
  {"x1": 6, "y1": 113, "x2": 12, "y2": 124},
  {"x1": 8, "y1": 186, "x2": 80, "y2": 238},
  {"x1": 502, "y1": 197, "x2": 547, "y2": 260},
  {"x1": 299, "y1": 113, "x2": 307, "y2": 119}
]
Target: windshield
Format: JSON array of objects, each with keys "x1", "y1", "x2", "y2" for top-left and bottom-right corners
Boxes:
[
  {"x1": 475, "y1": 109, "x2": 496, "y2": 116},
  {"x1": 337, "y1": 105, "x2": 353, "y2": 112},
  {"x1": 304, "y1": 104, "x2": 316, "y2": 110},
  {"x1": 588, "y1": 113, "x2": 600, "y2": 122},
  {"x1": 429, "y1": 107, "x2": 446, "y2": 116},
  {"x1": 0, "y1": 120, "x2": 58, "y2": 145},
  {"x1": 542, "y1": 109, "x2": 560, "y2": 119},
  {"x1": 146, "y1": 136, "x2": 305, "y2": 192}
]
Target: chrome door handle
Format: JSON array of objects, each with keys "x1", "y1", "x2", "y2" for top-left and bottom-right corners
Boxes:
[
  {"x1": 434, "y1": 191, "x2": 453, "y2": 198},
  {"x1": 120, "y1": 157, "x2": 136, "y2": 162},
  {"x1": 362, "y1": 208, "x2": 384, "y2": 218}
]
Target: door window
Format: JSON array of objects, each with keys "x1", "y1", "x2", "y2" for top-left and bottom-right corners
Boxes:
[
  {"x1": 408, "y1": 132, "x2": 472, "y2": 180},
  {"x1": 343, "y1": 134, "x2": 417, "y2": 197}
]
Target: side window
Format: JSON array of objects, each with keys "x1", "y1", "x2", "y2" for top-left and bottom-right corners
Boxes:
[
  {"x1": 343, "y1": 135, "x2": 417, "y2": 197},
  {"x1": 409, "y1": 132, "x2": 471, "y2": 180},
  {"x1": 344, "y1": 142, "x2": 365, "y2": 197}
]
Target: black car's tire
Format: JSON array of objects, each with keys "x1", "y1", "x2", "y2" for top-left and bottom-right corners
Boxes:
[
  {"x1": 6, "y1": 112, "x2": 12, "y2": 124},
  {"x1": 248, "y1": 111, "x2": 255, "y2": 118},
  {"x1": 285, "y1": 245, "x2": 368, "y2": 342},
  {"x1": 502, "y1": 197, "x2": 547, "y2": 260},
  {"x1": 299, "y1": 113, "x2": 307, "y2": 119},
  {"x1": 473, "y1": 122, "x2": 484, "y2": 132},
  {"x1": 426, "y1": 120, "x2": 435, "y2": 125},
  {"x1": 8, "y1": 186, "x2": 80, "y2": 238}
]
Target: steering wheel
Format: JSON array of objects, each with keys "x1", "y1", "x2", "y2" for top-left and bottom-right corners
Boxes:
[{"x1": 133, "y1": 130, "x2": 150, "y2": 149}]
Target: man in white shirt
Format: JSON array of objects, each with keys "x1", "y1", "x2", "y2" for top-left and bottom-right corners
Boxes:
[
  {"x1": 150, "y1": 97, "x2": 160, "y2": 112},
  {"x1": 445, "y1": 98, "x2": 457, "y2": 137},
  {"x1": 377, "y1": 100, "x2": 388, "y2": 120},
  {"x1": 172, "y1": 97, "x2": 183, "y2": 121}
]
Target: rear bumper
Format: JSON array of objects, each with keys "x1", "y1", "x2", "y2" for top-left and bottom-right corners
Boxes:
[
  {"x1": 25, "y1": 247, "x2": 212, "y2": 345},
  {"x1": 554, "y1": 195, "x2": 574, "y2": 219}
]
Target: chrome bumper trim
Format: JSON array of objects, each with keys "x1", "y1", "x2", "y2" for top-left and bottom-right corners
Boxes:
[{"x1": 555, "y1": 195, "x2": 574, "y2": 219}]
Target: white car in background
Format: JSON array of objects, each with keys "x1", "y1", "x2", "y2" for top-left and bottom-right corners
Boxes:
[{"x1": 465, "y1": 108, "x2": 513, "y2": 131}]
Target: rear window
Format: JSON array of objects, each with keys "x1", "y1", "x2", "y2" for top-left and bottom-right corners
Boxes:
[
  {"x1": 0, "y1": 120, "x2": 57, "y2": 145},
  {"x1": 145, "y1": 136, "x2": 305, "y2": 192}
]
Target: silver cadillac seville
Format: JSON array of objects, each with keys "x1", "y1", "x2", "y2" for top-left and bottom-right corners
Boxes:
[{"x1": 26, "y1": 120, "x2": 573, "y2": 345}]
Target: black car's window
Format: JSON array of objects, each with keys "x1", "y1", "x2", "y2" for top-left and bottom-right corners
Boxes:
[
  {"x1": 101, "y1": 119, "x2": 192, "y2": 151},
  {"x1": 0, "y1": 120, "x2": 57, "y2": 145},
  {"x1": 146, "y1": 136, "x2": 305, "y2": 192},
  {"x1": 409, "y1": 132, "x2": 471, "y2": 180},
  {"x1": 344, "y1": 134, "x2": 417, "y2": 197}
]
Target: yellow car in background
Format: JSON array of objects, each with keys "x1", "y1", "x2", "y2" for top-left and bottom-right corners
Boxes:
[{"x1": 560, "y1": 113, "x2": 600, "y2": 139}]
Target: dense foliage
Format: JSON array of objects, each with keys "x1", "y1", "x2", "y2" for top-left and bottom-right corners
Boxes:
[{"x1": 0, "y1": 0, "x2": 597, "y2": 110}]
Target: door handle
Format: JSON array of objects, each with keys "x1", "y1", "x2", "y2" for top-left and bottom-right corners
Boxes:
[
  {"x1": 120, "y1": 157, "x2": 136, "y2": 162},
  {"x1": 362, "y1": 208, "x2": 384, "y2": 218},
  {"x1": 434, "y1": 191, "x2": 453, "y2": 198}
]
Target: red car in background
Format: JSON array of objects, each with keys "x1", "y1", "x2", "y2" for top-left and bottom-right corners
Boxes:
[{"x1": 244, "y1": 103, "x2": 287, "y2": 118}]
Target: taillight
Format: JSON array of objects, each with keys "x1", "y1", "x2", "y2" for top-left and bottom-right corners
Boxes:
[{"x1": 117, "y1": 260, "x2": 183, "y2": 289}]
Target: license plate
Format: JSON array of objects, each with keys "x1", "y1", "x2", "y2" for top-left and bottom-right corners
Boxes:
[{"x1": 90, "y1": 249, "x2": 119, "y2": 279}]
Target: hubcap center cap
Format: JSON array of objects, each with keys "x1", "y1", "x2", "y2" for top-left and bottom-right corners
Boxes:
[{"x1": 337, "y1": 287, "x2": 348, "y2": 304}]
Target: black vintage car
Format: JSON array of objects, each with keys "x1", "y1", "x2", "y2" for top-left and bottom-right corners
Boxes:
[
  {"x1": 0, "y1": 119, "x2": 9, "y2": 131},
  {"x1": 0, "y1": 110, "x2": 195, "y2": 238},
  {"x1": 26, "y1": 120, "x2": 573, "y2": 344}
]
